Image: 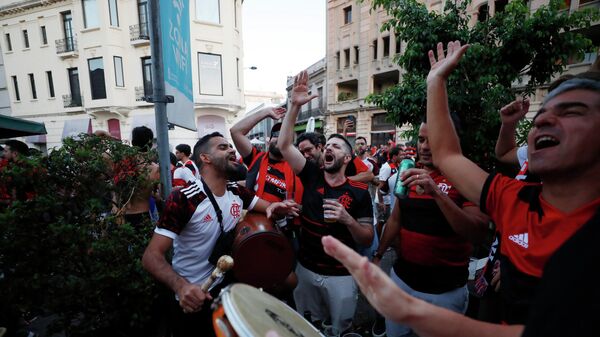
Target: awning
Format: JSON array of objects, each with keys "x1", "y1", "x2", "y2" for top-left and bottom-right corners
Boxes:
[
  {"x1": 25, "y1": 134, "x2": 47, "y2": 144},
  {"x1": 0, "y1": 114, "x2": 47, "y2": 139},
  {"x1": 294, "y1": 120, "x2": 322, "y2": 132},
  {"x1": 62, "y1": 118, "x2": 92, "y2": 139}
]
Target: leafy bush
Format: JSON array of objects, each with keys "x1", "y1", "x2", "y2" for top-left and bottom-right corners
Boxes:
[{"x1": 0, "y1": 134, "x2": 159, "y2": 336}]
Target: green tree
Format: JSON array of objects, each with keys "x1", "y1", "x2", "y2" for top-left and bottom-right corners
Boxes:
[
  {"x1": 0, "y1": 135, "x2": 160, "y2": 336},
  {"x1": 366, "y1": 0, "x2": 598, "y2": 169}
]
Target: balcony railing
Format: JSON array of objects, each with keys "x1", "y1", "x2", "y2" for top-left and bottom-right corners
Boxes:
[
  {"x1": 55, "y1": 37, "x2": 77, "y2": 54},
  {"x1": 135, "y1": 86, "x2": 154, "y2": 102},
  {"x1": 298, "y1": 107, "x2": 324, "y2": 122},
  {"x1": 130, "y1": 23, "x2": 150, "y2": 41},
  {"x1": 63, "y1": 94, "x2": 82, "y2": 108}
]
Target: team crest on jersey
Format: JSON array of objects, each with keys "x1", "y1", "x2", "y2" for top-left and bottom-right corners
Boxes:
[
  {"x1": 338, "y1": 193, "x2": 353, "y2": 209},
  {"x1": 230, "y1": 202, "x2": 241, "y2": 218},
  {"x1": 438, "y1": 182, "x2": 452, "y2": 195}
]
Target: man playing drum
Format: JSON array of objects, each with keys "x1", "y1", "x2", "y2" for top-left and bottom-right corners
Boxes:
[
  {"x1": 278, "y1": 70, "x2": 374, "y2": 333},
  {"x1": 142, "y1": 132, "x2": 298, "y2": 337}
]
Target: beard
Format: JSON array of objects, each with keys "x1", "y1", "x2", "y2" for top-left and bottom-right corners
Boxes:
[
  {"x1": 227, "y1": 163, "x2": 248, "y2": 181},
  {"x1": 324, "y1": 156, "x2": 344, "y2": 173},
  {"x1": 268, "y1": 142, "x2": 283, "y2": 159},
  {"x1": 213, "y1": 155, "x2": 240, "y2": 176}
]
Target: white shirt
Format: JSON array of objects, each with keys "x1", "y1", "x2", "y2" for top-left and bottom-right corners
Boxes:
[{"x1": 155, "y1": 179, "x2": 258, "y2": 288}]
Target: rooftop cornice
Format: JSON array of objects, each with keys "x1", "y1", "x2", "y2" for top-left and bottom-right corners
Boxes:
[{"x1": 0, "y1": 0, "x2": 68, "y2": 18}]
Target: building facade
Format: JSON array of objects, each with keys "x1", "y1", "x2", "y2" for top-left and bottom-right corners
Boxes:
[
  {"x1": 326, "y1": 0, "x2": 598, "y2": 147},
  {"x1": 326, "y1": 0, "x2": 402, "y2": 147},
  {"x1": 286, "y1": 57, "x2": 327, "y2": 137},
  {"x1": 0, "y1": 45, "x2": 11, "y2": 115},
  {"x1": 0, "y1": 0, "x2": 246, "y2": 151}
]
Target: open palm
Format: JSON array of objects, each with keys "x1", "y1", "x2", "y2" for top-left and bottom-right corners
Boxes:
[
  {"x1": 427, "y1": 41, "x2": 469, "y2": 82},
  {"x1": 291, "y1": 70, "x2": 318, "y2": 106}
]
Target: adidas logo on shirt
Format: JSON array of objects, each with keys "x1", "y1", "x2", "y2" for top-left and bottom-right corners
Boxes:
[
  {"x1": 201, "y1": 214, "x2": 213, "y2": 223},
  {"x1": 508, "y1": 233, "x2": 529, "y2": 249}
]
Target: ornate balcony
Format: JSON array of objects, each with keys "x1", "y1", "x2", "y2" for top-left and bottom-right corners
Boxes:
[
  {"x1": 55, "y1": 37, "x2": 77, "y2": 58},
  {"x1": 63, "y1": 94, "x2": 82, "y2": 108},
  {"x1": 297, "y1": 108, "x2": 324, "y2": 123},
  {"x1": 130, "y1": 23, "x2": 150, "y2": 46}
]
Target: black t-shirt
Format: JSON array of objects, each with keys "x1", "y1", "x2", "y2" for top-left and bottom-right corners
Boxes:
[
  {"x1": 297, "y1": 160, "x2": 373, "y2": 276},
  {"x1": 522, "y1": 207, "x2": 600, "y2": 337}
]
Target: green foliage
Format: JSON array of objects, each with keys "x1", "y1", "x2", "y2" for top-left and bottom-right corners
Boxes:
[
  {"x1": 365, "y1": 0, "x2": 598, "y2": 168},
  {"x1": 338, "y1": 92, "x2": 358, "y2": 101},
  {"x1": 0, "y1": 134, "x2": 158, "y2": 336}
]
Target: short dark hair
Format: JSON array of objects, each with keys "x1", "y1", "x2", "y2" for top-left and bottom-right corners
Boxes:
[
  {"x1": 544, "y1": 77, "x2": 600, "y2": 105},
  {"x1": 193, "y1": 132, "x2": 224, "y2": 168},
  {"x1": 5, "y1": 140, "x2": 28, "y2": 156},
  {"x1": 175, "y1": 144, "x2": 192, "y2": 156},
  {"x1": 131, "y1": 126, "x2": 153, "y2": 152},
  {"x1": 193, "y1": 132, "x2": 224, "y2": 158},
  {"x1": 356, "y1": 136, "x2": 367, "y2": 144},
  {"x1": 327, "y1": 134, "x2": 353, "y2": 156},
  {"x1": 296, "y1": 132, "x2": 324, "y2": 147},
  {"x1": 421, "y1": 112, "x2": 462, "y2": 136},
  {"x1": 389, "y1": 145, "x2": 401, "y2": 158},
  {"x1": 169, "y1": 152, "x2": 178, "y2": 167}
]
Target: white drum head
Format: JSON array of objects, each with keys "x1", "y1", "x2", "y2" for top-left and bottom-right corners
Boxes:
[{"x1": 222, "y1": 283, "x2": 323, "y2": 337}]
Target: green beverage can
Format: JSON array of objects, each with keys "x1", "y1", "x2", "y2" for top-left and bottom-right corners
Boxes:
[{"x1": 394, "y1": 159, "x2": 415, "y2": 198}]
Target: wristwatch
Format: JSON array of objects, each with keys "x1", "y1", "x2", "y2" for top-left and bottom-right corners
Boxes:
[{"x1": 372, "y1": 251, "x2": 384, "y2": 259}]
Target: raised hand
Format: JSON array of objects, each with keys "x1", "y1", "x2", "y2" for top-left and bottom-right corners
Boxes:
[
  {"x1": 264, "y1": 106, "x2": 287, "y2": 121},
  {"x1": 499, "y1": 98, "x2": 530, "y2": 126},
  {"x1": 427, "y1": 41, "x2": 469, "y2": 82},
  {"x1": 291, "y1": 70, "x2": 318, "y2": 106}
]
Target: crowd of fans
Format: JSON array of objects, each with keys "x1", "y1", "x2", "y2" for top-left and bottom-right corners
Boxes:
[{"x1": 1, "y1": 41, "x2": 598, "y2": 337}]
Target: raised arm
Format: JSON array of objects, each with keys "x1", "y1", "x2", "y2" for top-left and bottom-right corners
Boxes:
[
  {"x1": 495, "y1": 98, "x2": 530, "y2": 166},
  {"x1": 426, "y1": 41, "x2": 488, "y2": 205},
  {"x1": 279, "y1": 71, "x2": 318, "y2": 174},
  {"x1": 230, "y1": 106, "x2": 286, "y2": 158}
]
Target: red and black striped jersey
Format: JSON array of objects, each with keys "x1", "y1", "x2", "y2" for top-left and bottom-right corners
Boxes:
[
  {"x1": 243, "y1": 147, "x2": 303, "y2": 204},
  {"x1": 394, "y1": 169, "x2": 473, "y2": 294},
  {"x1": 481, "y1": 173, "x2": 600, "y2": 323}
]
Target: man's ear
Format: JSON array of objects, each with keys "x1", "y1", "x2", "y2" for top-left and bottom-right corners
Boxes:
[
  {"x1": 199, "y1": 153, "x2": 211, "y2": 165},
  {"x1": 343, "y1": 154, "x2": 352, "y2": 165}
]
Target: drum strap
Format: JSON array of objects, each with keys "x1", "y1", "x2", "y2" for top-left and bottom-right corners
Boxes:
[{"x1": 201, "y1": 177, "x2": 224, "y2": 230}]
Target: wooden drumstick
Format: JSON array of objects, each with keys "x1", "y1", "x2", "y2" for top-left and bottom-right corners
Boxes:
[{"x1": 200, "y1": 255, "x2": 234, "y2": 292}]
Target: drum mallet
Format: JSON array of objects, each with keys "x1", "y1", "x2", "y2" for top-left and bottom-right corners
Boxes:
[{"x1": 201, "y1": 255, "x2": 234, "y2": 292}]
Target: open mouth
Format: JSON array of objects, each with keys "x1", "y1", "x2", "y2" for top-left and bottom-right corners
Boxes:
[
  {"x1": 324, "y1": 154, "x2": 334, "y2": 163},
  {"x1": 534, "y1": 135, "x2": 560, "y2": 150}
]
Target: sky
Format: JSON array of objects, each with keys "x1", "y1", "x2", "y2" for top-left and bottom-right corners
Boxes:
[{"x1": 242, "y1": 0, "x2": 326, "y2": 95}]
